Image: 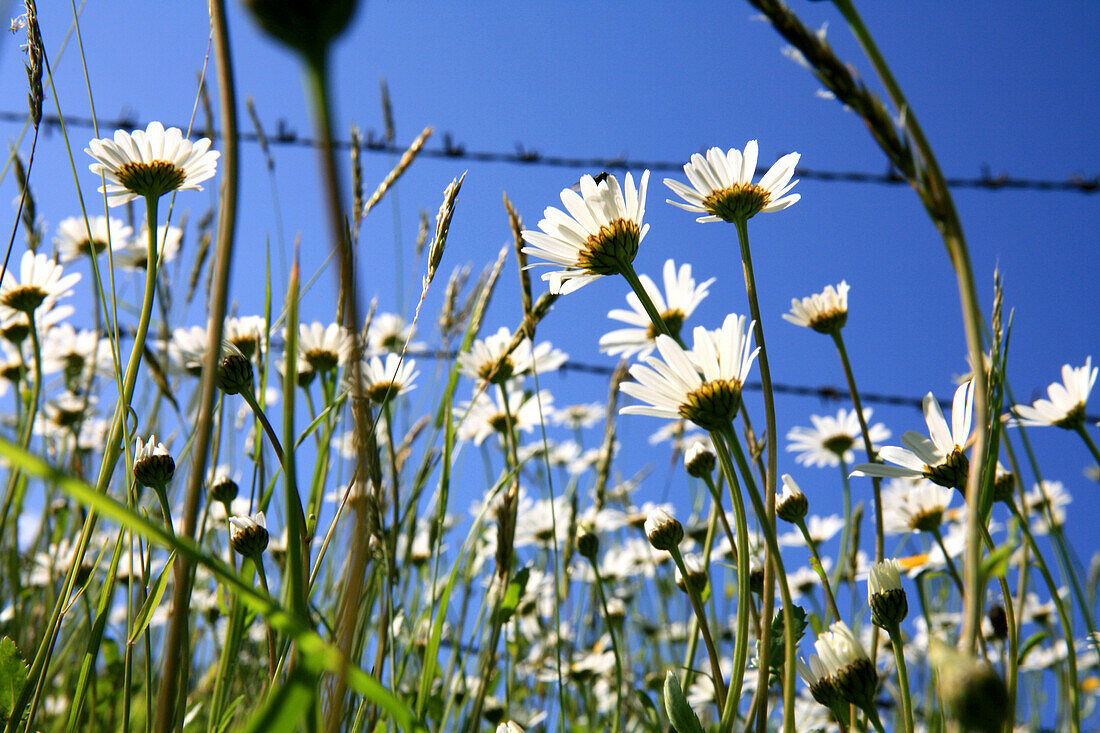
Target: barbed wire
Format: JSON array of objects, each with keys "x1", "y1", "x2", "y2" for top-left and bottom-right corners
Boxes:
[
  {"x1": 7, "y1": 110, "x2": 1099, "y2": 194},
  {"x1": 405, "y1": 349, "x2": 1100, "y2": 424}
]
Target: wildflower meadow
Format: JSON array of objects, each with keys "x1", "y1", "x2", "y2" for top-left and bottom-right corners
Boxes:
[{"x1": 0, "y1": 2, "x2": 1096, "y2": 732}]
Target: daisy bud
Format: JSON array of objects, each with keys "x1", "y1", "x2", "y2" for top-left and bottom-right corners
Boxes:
[
  {"x1": 605, "y1": 597, "x2": 626, "y2": 626},
  {"x1": 748, "y1": 558, "x2": 765, "y2": 595},
  {"x1": 133, "y1": 435, "x2": 174, "y2": 489},
  {"x1": 244, "y1": 0, "x2": 359, "y2": 59},
  {"x1": 929, "y1": 640, "x2": 1009, "y2": 733},
  {"x1": 992, "y1": 464, "x2": 1016, "y2": 504},
  {"x1": 228, "y1": 512, "x2": 269, "y2": 559},
  {"x1": 814, "y1": 621, "x2": 878, "y2": 711},
  {"x1": 987, "y1": 604, "x2": 1008, "y2": 641},
  {"x1": 684, "y1": 440, "x2": 716, "y2": 478},
  {"x1": 644, "y1": 508, "x2": 683, "y2": 552},
  {"x1": 927, "y1": 446, "x2": 969, "y2": 492},
  {"x1": 798, "y1": 657, "x2": 844, "y2": 715},
  {"x1": 210, "y1": 473, "x2": 239, "y2": 505},
  {"x1": 776, "y1": 474, "x2": 809, "y2": 524},
  {"x1": 674, "y1": 554, "x2": 708, "y2": 593},
  {"x1": 867, "y1": 559, "x2": 907, "y2": 629},
  {"x1": 576, "y1": 528, "x2": 599, "y2": 561},
  {"x1": 496, "y1": 723, "x2": 524, "y2": 733},
  {"x1": 217, "y1": 348, "x2": 253, "y2": 395}
]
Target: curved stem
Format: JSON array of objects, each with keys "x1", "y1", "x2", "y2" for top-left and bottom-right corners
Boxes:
[
  {"x1": 797, "y1": 520, "x2": 841, "y2": 622},
  {"x1": 590, "y1": 562, "x2": 624, "y2": 733},
  {"x1": 1009, "y1": 501, "x2": 1080, "y2": 733},
  {"x1": 724, "y1": 426, "x2": 798, "y2": 733},
  {"x1": 711, "y1": 434, "x2": 752, "y2": 731},
  {"x1": 733, "y1": 218, "x2": 791, "y2": 732},
  {"x1": 618, "y1": 262, "x2": 673, "y2": 340},
  {"x1": 887, "y1": 624, "x2": 915, "y2": 733},
  {"x1": 1076, "y1": 424, "x2": 1100, "y2": 467},
  {"x1": 15, "y1": 194, "x2": 161, "y2": 732},
  {"x1": 832, "y1": 0, "x2": 989, "y2": 656},
  {"x1": 929, "y1": 526, "x2": 966, "y2": 597},
  {"x1": 668, "y1": 546, "x2": 727, "y2": 714}
]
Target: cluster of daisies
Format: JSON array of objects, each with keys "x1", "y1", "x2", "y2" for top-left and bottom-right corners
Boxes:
[{"x1": 4, "y1": 119, "x2": 1097, "y2": 732}]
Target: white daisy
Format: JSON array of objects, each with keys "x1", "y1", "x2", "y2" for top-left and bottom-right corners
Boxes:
[
  {"x1": 620, "y1": 313, "x2": 758, "y2": 432},
  {"x1": 664, "y1": 141, "x2": 800, "y2": 223},
  {"x1": 353, "y1": 353, "x2": 419, "y2": 404},
  {"x1": 1011, "y1": 357, "x2": 1096, "y2": 429},
  {"x1": 40, "y1": 323, "x2": 108, "y2": 381},
  {"x1": 782, "y1": 280, "x2": 849, "y2": 334},
  {"x1": 521, "y1": 170, "x2": 650, "y2": 295},
  {"x1": 881, "y1": 478, "x2": 955, "y2": 534},
  {"x1": 551, "y1": 402, "x2": 604, "y2": 430},
  {"x1": 851, "y1": 380, "x2": 974, "y2": 490},
  {"x1": 166, "y1": 325, "x2": 208, "y2": 376},
  {"x1": 598, "y1": 259, "x2": 714, "y2": 358},
  {"x1": 223, "y1": 316, "x2": 266, "y2": 359},
  {"x1": 786, "y1": 407, "x2": 890, "y2": 468},
  {"x1": 457, "y1": 327, "x2": 567, "y2": 384},
  {"x1": 1024, "y1": 480, "x2": 1072, "y2": 535},
  {"x1": 0, "y1": 250, "x2": 81, "y2": 318},
  {"x1": 85, "y1": 121, "x2": 219, "y2": 205},
  {"x1": 54, "y1": 216, "x2": 132, "y2": 263},
  {"x1": 779, "y1": 514, "x2": 843, "y2": 547},
  {"x1": 367, "y1": 313, "x2": 423, "y2": 354},
  {"x1": 113, "y1": 222, "x2": 183, "y2": 270},
  {"x1": 454, "y1": 384, "x2": 553, "y2": 447},
  {"x1": 297, "y1": 321, "x2": 351, "y2": 373}
]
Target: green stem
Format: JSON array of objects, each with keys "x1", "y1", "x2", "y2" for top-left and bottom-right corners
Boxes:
[
  {"x1": 1076, "y1": 424, "x2": 1100, "y2": 467},
  {"x1": 929, "y1": 526, "x2": 966, "y2": 598},
  {"x1": 618, "y1": 262, "x2": 673, "y2": 340},
  {"x1": 724, "y1": 426, "x2": 798, "y2": 733},
  {"x1": 887, "y1": 624, "x2": 915, "y2": 733},
  {"x1": 831, "y1": 0, "x2": 989, "y2": 656},
  {"x1": 797, "y1": 520, "x2": 841, "y2": 622},
  {"x1": 253, "y1": 559, "x2": 279, "y2": 682},
  {"x1": 1009, "y1": 501, "x2": 1080, "y2": 733},
  {"x1": 590, "y1": 562, "x2": 624, "y2": 733},
  {"x1": 711, "y1": 434, "x2": 752, "y2": 731},
  {"x1": 668, "y1": 545, "x2": 728, "y2": 714},
  {"x1": 156, "y1": 1, "x2": 241, "y2": 727},
  {"x1": 732, "y1": 217, "x2": 791, "y2": 732},
  {"x1": 13, "y1": 193, "x2": 161, "y2": 733},
  {"x1": 831, "y1": 460, "x2": 852, "y2": 591}
]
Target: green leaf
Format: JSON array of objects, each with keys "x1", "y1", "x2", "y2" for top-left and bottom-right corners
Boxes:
[
  {"x1": 0, "y1": 637, "x2": 29, "y2": 721},
  {"x1": 0, "y1": 437, "x2": 427, "y2": 732},
  {"x1": 663, "y1": 671, "x2": 704, "y2": 733},
  {"x1": 239, "y1": 667, "x2": 314, "y2": 733},
  {"x1": 768, "y1": 605, "x2": 808, "y2": 674},
  {"x1": 1017, "y1": 631, "x2": 1048, "y2": 666},
  {"x1": 495, "y1": 566, "x2": 530, "y2": 625},
  {"x1": 129, "y1": 552, "x2": 176, "y2": 642},
  {"x1": 634, "y1": 687, "x2": 661, "y2": 727},
  {"x1": 980, "y1": 540, "x2": 1017, "y2": 581}
]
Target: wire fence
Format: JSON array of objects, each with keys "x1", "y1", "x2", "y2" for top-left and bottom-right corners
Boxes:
[{"x1": 7, "y1": 110, "x2": 1099, "y2": 194}]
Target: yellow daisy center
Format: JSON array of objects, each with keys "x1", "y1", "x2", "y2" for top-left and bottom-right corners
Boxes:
[
  {"x1": 679, "y1": 379, "x2": 743, "y2": 431},
  {"x1": 703, "y1": 183, "x2": 769, "y2": 222},
  {"x1": 575, "y1": 218, "x2": 640, "y2": 275},
  {"x1": 117, "y1": 160, "x2": 187, "y2": 199}
]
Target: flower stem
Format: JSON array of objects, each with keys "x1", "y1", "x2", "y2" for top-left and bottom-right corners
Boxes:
[
  {"x1": 618, "y1": 262, "x2": 674, "y2": 341},
  {"x1": 887, "y1": 623, "x2": 915, "y2": 733},
  {"x1": 929, "y1": 526, "x2": 966, "y2": 597},
  {"x1": 1076, "y1": 424, "x2": 1100, "y2": 467},
  {"x1": 723, "y1": 425, "x2": 798, "y2": 733},
  {"x1": 13, "y1": 193, "x2": 162, "y2": 732},
  {"x1": 590, "y1": 561, "x2": 624, "y2": 733},
  {"x1": 668, "y1": 545, "x2": 728, "y2": 714},
  {"x1": 797, "y1": 520, "x2": 841, "y2": 622},
  {"x1": 732, "y1": 217, "x2": 792, "y2": 732},
  {"x1": 711, "y1": 433, "x2": 752, "y2": 730},
  {"x1": 1008, "y1": 501, "x2": 1081, "y2": 733}
]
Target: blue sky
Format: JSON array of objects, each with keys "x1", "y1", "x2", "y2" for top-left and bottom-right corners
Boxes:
[{"x1": 3, "y1": 0, "x2": 1098, "y2": 675}]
